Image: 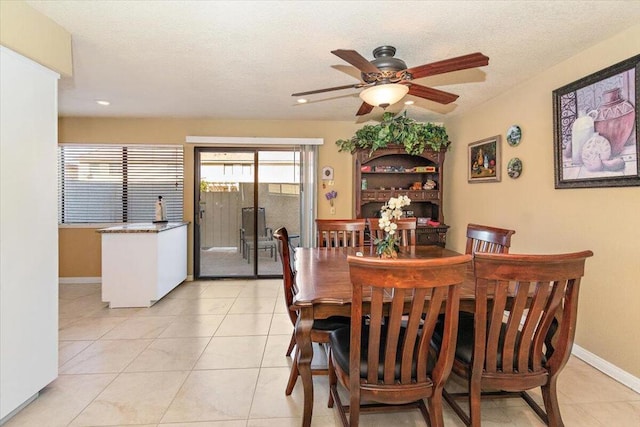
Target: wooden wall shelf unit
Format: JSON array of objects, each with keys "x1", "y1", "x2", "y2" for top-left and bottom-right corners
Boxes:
[{"x1": 354, "y1": 145, "x2": 448, "y2": 247}]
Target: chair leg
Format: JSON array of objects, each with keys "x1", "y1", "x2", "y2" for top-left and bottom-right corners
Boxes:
[
  {"x1": 427, "y1": 392, "x2": 445, "y2": 427},
  {"x1": 541, "y1": 378, "x2": 564, "y2": 427},
  {"x1": 327, "y1": 349, "x2": 336, "y2": 408},
  {"x1": 285, "y1": 348, "x2": 299, "y2": 395},
  {"x1": 286, "y1": 332, "x2": 296, "y2": 357},
  {"x1": 329, "y1": 378, "x2": 348, "y2": 427},
  {"x1": 349, "y1": 388, "x2": 360, "y2": 427},
  {"x1": 469, "y1": 377, "x2": 482, "y2": 427}
]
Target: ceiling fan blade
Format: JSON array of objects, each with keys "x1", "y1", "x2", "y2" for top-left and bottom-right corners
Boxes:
[
  {"x1": 331, "y1": 49, "x2": 381, "y2": 74},
  {"x1": 356, "y1": 102, "x2": 374, "y2": 116},
  {"x1": 405, "y1": 52, "x2": 489, "y2": 80},
  {"x1": 292, "y1": 83, "x2": 366, "y2": 97},
  {"x1": 406, "y1": 83, "x2": 459, "y2": 104}
]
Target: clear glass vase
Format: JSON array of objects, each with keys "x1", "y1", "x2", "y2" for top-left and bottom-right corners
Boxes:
[{"x1": 376, "y1": 234, "x2": 399, "y2": 258}]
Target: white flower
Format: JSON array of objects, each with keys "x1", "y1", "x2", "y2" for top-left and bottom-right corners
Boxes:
[{"x1": 377, "y1": 196, "x2": 412, "y2": 232}]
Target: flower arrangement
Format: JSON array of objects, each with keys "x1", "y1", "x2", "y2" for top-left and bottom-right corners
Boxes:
[
  {"x1": 325, "y1": 190, "x2": 338, "y2": 207},
  {"x1": 373, "y1": 195, "x2": 411, "y2": 258}
]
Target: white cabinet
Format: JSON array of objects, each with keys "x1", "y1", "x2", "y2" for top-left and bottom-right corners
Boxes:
[{"x1": 99, "y1": 222, "x2": 188, "y2": 308}]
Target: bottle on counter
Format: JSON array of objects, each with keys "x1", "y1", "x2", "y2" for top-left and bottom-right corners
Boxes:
[{"x1": 155, "y1": 196, "x2": 167, "y2": 222}]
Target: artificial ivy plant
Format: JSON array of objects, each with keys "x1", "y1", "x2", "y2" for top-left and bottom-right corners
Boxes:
[{"x1": 335, "y1": 111, "x2": 450, "y2": 156}]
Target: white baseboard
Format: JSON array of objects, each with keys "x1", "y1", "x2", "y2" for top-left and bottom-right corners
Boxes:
[
  {"x1": 186, "y1": 275, "x2": 194, "y2": 281},
  {"x1": 58, "y1": 277, "x2": 101, "y2": 284},
  {"x1": 572, "y1": 344, "x2": 640, "y2": 393}
]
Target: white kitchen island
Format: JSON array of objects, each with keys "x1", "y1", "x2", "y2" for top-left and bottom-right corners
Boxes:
[{"x1": 98, "y1": 222, "x2": 188, "y2": 308}]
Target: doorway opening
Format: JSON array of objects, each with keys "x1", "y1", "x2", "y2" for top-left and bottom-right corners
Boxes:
[{"x1": 194, "y1": 147, "x2": 312, "y2": 279}]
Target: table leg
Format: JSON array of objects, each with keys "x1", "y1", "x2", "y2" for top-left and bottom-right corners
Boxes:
[{"x1": 296, "y1": 306, "x2": 314, "y2": 427}]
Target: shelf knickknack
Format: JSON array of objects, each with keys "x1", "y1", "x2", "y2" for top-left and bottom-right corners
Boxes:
[{"x1": 336, "y1": 111, "x2": 450, "y2": 156}]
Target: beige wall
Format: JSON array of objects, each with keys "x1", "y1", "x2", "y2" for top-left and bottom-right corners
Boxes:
[
  {"x1": 59, "y1": 228, "x2": 102, "y2": 277},
  {"x1": 0, "y1": 1, "x2": 72, "y2": 76},
  {"x1": 442, "y1": 24, "x2": 640, "y2": 377},
  {"x1": 58, "y1": 118, "x2": 361, "y2": 278}
]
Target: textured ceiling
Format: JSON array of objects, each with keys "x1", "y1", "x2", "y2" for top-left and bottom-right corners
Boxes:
[{"x1": 26, "y1": 1, "x2": 640, "y2": 123}]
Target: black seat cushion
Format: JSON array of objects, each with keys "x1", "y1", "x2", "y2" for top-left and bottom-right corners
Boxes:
[
  {"x1": 330, "y1": 325, "x2": 433, "y2": 381},
  {"x1": 432, "y1": 312, "x2": 548, "y2": 370},
  {"x1": 432, "y1": 311, "x2": 475, "y2": 363},
  {"x1": 313, "y1": 316, "x2": 350, "y2": 331}
]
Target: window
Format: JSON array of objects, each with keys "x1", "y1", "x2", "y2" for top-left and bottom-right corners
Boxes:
[{"x1": 58, "y1": 144, "x2": 183, "y2": 223}]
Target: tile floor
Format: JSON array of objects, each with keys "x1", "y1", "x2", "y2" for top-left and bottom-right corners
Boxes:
[{"x1": 4, "y1": 280, "x2": 639, "y2": 426}]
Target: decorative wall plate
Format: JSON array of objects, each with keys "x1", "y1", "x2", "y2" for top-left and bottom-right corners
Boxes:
[
  {"x1": 506, "y1": 125, "x2": 522, "y2": 146},
  {"x1": 507, "y1": 157, "x2": 523, "y2": 179}
]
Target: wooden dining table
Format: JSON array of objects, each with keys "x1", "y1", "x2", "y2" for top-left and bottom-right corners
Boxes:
[{"x1": 292, "y1": 245, "x2": 475, "y2": 427}]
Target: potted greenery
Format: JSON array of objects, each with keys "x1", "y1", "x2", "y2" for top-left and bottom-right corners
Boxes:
[{"x1": 335, "y1": 111, "x2": 450, "y2": 156}]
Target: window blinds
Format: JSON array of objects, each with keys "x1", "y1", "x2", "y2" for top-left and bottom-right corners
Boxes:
[{"x1": 58, "y1": 144, "x2": 184, "y2": 223}]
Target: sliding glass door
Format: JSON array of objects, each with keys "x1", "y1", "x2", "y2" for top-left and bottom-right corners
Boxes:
[{"x1": 195, "y1": 147, "x2": 303, "y2": 278}]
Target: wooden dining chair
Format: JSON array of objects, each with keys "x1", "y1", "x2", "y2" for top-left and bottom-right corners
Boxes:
[
  {"x1": 273, "y1": 227, "x2": 350, "y2": 395},
  {"x1": 435, "y1": 250, "x2": 593, "y2": 427},
  {"x1": 328, "y1": 253, "x2": 473, "y2": 427},
  {"x1": 316, "y1": 219, "x2": 366, "y2": 247},
  {"x1": 367, "y1": 217, "x2": 417, "y2": 246},
  {"x1": 465, "y1": 223, "x2": 516, "y2": 254}
]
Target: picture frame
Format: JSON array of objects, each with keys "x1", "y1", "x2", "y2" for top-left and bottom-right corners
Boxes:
[
  {"x1": 552, "y1": 54, "x2": 639, "y2": 188},
  {"x1": 468, "y1": 135, "x2": 501, "y2": 183}
]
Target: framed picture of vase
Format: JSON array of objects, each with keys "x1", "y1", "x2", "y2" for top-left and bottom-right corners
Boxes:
[
  {"x1": 553, "y1": 54, "x2": 640, "y2": 188},
  {"x1": 468, "y1": 135, "x2": 501, "y2": 183}
]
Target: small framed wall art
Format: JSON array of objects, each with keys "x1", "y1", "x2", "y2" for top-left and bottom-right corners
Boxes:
[
  {"x1": 552, "y1": 54, "x2": 639, "y2": 188},
  {"x1": 321, "y1": 166, "x2": 334, "y2": 180},
  {"x1": 468, "y1": 135, "x2": 501, "y2": 183}
]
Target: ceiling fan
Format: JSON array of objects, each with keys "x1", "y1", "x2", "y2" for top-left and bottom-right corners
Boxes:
[{"x1": 292, "y1": 46, "x2": 489, "y2": 116}]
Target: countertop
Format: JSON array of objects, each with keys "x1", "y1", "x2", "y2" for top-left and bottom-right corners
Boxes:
[{"x1": 97, "y1": 221, "x2": 189, "y2": 233}]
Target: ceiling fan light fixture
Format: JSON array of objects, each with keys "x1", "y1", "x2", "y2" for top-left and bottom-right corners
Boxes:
[{"x1": 359, "y1": 83, "x2": 409, "y2": 108}]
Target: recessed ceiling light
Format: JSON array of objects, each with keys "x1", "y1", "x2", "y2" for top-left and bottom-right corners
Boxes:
[
  {"x1": 297, "y1": 98, "x2": 308, "y2": 104},
  {"x1": 404, "y1": 100, "x2": 414, "y2": 105},
  {"x1": 96, "y1": 100, "x2": 110, "y2": 106}
]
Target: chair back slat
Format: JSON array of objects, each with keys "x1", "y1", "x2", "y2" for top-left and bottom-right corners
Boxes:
[
  {"x1": 367, "y1": 286, "x2": 384, "y2": 384},
  {"x1": 465, "y1": 223, "x2": 516, "y2": 255},
  {"x1": 473, "y1": 251, "x2": 593, "y2": 378},
  {"x1": 418, "y1": 286, "x2": 447, "y2": 381},
  {"x1": 368, "y1": 217, "x2": 417, "y2": 246},
  {"x1": 501, "y1": 281, "x2": 530, "y2": 373},
  {"x1": 518, "y1": 283, "x2": 550, "y2": 372},
  {"x1": 316, "y1": 219, "x2": 366, "y2": 247},
  {"x1": 401, "y1": 287, "x2": 428, "y2": 383},
  {"x1": 347, "y1": 254, "x2": 472, "y2": 389},
  {"x1": 484, "y1": 280, "x2": 507, "y2": 372},
  {"x1": 383, "y1": 287, "x2": 407, "y2": 384}
]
